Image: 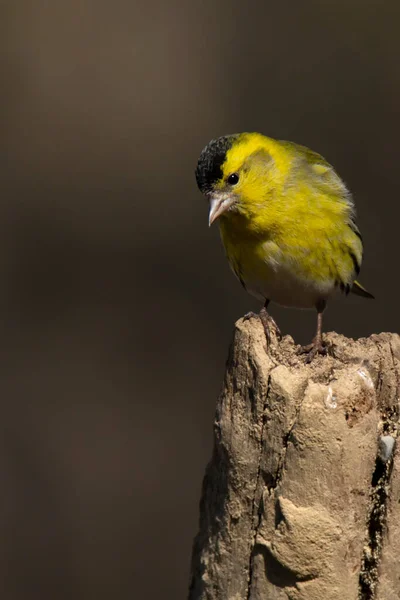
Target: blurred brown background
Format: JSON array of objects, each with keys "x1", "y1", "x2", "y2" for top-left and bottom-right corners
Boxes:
[{"x1": 0, "y1": 0, "x2": 398, "y2": 598}]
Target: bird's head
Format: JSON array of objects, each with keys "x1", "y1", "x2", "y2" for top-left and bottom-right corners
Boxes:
[{"x1": 195, "y1": 133, "x2": 282, "y2": 226}]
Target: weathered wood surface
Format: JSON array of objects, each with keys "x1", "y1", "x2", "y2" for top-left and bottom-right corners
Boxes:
[{"x1": 188, "y1": 319, "x2": 400, "y2": 600}]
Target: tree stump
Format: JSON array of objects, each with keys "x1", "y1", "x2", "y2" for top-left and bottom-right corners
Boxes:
[{"x1": 188, "y1": 319, "x2": 400, "y2": 600}]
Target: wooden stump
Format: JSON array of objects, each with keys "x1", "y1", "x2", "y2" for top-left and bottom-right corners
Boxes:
[{"x1": 188, "y1": 319, "x2": 400, "y2": 600}]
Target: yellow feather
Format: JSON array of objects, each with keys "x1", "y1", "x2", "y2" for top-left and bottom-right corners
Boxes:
[
  {"x1": 196, "y1": 132, "x2": 372, "y2": 311},
  {"x1": 216, "y1": 133, "x2": 366, "y2": 306}
]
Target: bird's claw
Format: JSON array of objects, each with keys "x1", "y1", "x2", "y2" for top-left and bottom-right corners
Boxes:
[
  {"x1": 298, "y1": 341, "x2": 328, "y2": 363},
  {"x1": 243, "y1": 311, "x2": 259, "y2": 321},
  {"x1": 266, "y1": 315, "x2": 282, "y2": 341},
  {"x1": 243, "y1": 308, "x2": 281, "y2": 350},
  {"x1": 259, "y1": 308, "x2": 280, "y2": 343},
  {"x1": 259, "y1": 310, "x2": 282, "y2": 349}
]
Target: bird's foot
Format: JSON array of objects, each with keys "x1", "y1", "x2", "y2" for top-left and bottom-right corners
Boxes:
[
  {"x1": 260, "y1": 310, "x2": 282, "y2": 343},
  {"x1": 243, "y1": 311, "x2": 258, "y2": 321},
  {"x1": 243, "y1": 308, "x2": 281, "y2": 349},
  {"x1": 298, "y1": 339, "x2": 328, "y2": 363}
]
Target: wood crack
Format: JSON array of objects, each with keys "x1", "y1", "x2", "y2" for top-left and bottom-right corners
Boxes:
[
  {"x1": 246, "y1": 372, "x2": 272, "y2": 600},
  {"x1": 358, "y1": 340, "x2": 400, "y2": 600},
  {"x1": 246, "y1": 369, "x2": 307, "y2": 598}
]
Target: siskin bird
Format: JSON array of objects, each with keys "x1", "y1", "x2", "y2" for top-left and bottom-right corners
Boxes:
[{"x1": 195, "y1": 132, "x2": 373, "y2": 360}]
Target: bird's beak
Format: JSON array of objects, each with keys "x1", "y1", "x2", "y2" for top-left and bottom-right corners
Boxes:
[{"x1": 208, "y1": 193, "x2": 235, "y2": 226}]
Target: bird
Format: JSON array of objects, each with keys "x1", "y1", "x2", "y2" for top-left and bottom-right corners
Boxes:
[{"x1": 195, "y1": 132, "x2": 374, "y2": 361}]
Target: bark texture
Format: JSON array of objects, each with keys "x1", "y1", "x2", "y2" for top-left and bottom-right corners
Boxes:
[{"x1": 188, "y1": 319, "x2": 400, "y2": 600}]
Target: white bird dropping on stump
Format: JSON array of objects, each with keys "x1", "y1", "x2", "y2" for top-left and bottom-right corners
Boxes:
[{"x1": 378, "y1": 435, "x2": 395, "y2": 463}]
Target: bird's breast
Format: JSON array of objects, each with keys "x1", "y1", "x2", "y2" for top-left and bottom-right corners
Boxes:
[{"x1": 220, "y1": 226, "x2": 336, "y2": 308}]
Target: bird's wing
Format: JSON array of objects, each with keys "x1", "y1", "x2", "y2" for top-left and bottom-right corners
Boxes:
[
  {"x1": 280, "y1": 140, "x2": 370, "y2": 294},
  {"x1": 280, "y1": 140, "x2": 353, "y2": 204}
]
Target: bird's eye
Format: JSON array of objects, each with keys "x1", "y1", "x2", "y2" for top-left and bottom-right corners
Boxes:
[{"x1": 227, "y1": 173, "x2": 239, "y2": 185}]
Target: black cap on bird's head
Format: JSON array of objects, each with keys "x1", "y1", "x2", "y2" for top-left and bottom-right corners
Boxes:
[{"x1": 195, "y1": 135, "x2": 239, "y2": 194}]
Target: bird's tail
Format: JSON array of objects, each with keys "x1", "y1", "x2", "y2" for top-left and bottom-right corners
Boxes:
[{"x1": 351, "y1": 280, "x2": 375, "y2": 299}]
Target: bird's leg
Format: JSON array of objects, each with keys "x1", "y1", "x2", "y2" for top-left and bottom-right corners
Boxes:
[
  {"x1": 244, "y1": 300, "x2": 282, "y2": 346},
  {"x1": 299, "y1": 300, "x2": 327, "y2": 362}
]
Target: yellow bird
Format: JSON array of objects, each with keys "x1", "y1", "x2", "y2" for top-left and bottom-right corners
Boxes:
[{"x1": 195, "y1": 132, "x2": 373, "y2": 360}]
